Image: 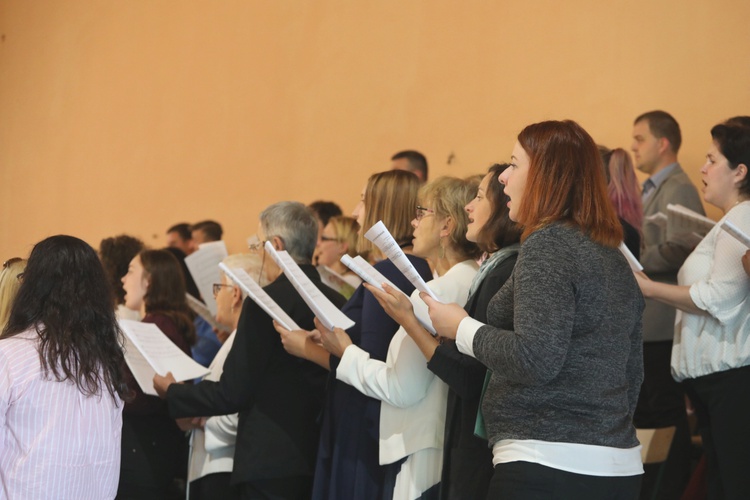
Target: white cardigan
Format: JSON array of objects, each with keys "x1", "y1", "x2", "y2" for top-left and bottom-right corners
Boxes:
[
  {"x1": 187, "y1": 331, "x2": 239, "y2": 483},
  {"x1": 336, "y1": 260, "x2": 478, "y2": 464}
]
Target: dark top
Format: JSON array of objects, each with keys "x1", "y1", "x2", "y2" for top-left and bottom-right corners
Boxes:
[
  {"x1": 474, "y1": 224, "x2": 644, "y2": 449},
  {"x1": 427, "y1": 252, "x2": 518, "y2": 500},
  {"x1": 166, "y1": 266, "x2": 347, "y2": 485},
  {"x1": 313, "y1": 256, "x2": 432, "y2": 500},
  {"x1": 620, "y1": 217, "x2": 641, "y2": 260}
]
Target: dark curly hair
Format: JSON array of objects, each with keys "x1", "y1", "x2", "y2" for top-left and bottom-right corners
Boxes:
[
  {"x1": 139, "y1": 249, "x2": 196, "y2": 346},
  {"x1": 2, "y1": 235, "x2": 130, "y2": 403},
  {"x1": 99, "y1": 234, "x2": 145, "y2": 306},
  {"x1": 475, "y1": 163, "x2": 522, "y2": 253}
]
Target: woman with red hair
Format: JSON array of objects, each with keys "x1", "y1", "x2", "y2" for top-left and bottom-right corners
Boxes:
[{"x1": 424, "y1": 120, "x2": 644, "y2": 499}]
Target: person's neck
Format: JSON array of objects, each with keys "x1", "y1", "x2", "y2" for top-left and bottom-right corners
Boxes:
[
  {"x1": 650, "y1": 157, "x2": 678, "y2": 177},
  {"x1": 328, "y1": 260, "x2": 350, "y2": 276},
  {"x1": 431, "y1": 247, "x2": 467, "y2": 277},
  {"x1": 722, "y1": 193, "x2": 748, "y2": 214}
]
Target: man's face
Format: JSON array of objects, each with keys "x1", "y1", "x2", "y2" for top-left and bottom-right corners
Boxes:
[
  {"x1": 189, "y1": 229, "x2": 209, "y2": 252},
  {"x1": 631, "y1": 120, "x2": 663, "y2": 175},
  {"x1": 166, "y1": 231, "x2": 193, "y2": 255}
]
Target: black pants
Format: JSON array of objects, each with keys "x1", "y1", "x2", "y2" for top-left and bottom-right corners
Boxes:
[
  {"x1": 634, "y1": 340, "x2": 692, "y2": 500},
  {"x1": 238, "y1": 475, "x2": 312, "y2": 500},
  {"x1": 189, "y1": 472, "x2": 237, "y2": 500},
  {"x1": 486, "y1": 461, "x2": 641, "y2": 500},
  {"x1": 683, "y1": 365, "x2": 750, "y2": 500}
]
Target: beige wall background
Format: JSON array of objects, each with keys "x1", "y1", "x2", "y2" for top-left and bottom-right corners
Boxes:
[{"x1": 1, "y1": 0, "x2": 749, "y2": 259}]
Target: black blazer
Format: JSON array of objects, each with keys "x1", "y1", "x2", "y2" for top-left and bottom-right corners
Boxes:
[
  {"x1": 427, "y1": 253, "x2": 518, "y2": 500},
  {"x1": 167, "y1": 265, "x2": 346, "y2": 485}
]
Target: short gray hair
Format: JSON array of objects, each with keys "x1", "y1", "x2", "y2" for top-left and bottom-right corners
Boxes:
[{"x1": 259, "y1": 201, "x2": 318, "y2": 264}]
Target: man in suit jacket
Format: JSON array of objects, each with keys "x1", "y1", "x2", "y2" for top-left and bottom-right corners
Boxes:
[
  {"x1": 631, "y1": 110, "x2": 704, "y2": 499},
  {"x1": 154, "y1": 201, "x2": 347, "y2": 500}
]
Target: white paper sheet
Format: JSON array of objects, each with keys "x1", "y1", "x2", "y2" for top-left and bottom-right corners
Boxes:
[
  {"x1": 317, "y1": 266, "x2": 357, "y2": 297},
  {"x1": 618, "y1": 242, "x2": 644, "y2": 272},
  {"x1": 667, "y1": 204, "x2": 716, "y2": 238},
  {"x1": 185, "y1": 294, "x2": 232, "y2": 333},
  {"x1": 645, "y1": 212, "x2": 668, "y2": 230},
  {"x1": 720, "y1": 220, "x2": 750, "y2": 248},
  {"x1": 264, "y1": 242, "x2": 355, "y2": 331},
  {"x1": 363, "y1": 220, "x2": 442, "y2": 302},
  {"x1": 119, "y1": 319, "x2": 210, "y2": 395},
  {"x1": 218, "y1": 263, "x2": 301, "y2": 331},
  {"x1": 184, "y1": 241, "x2": 228, "y2": 316},
  {"x1": 340, "y1": 255, "x2": 437, "y2": 336}
]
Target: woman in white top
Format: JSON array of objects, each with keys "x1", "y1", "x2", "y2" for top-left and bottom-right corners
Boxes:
[
  {"x1": 0, "y1": 235, "x2": 126, "y2": 499},
  {"x1": 635, "y1": 122, "x2": 750, "y2": 499},
  {"x1": 314, "y1": 176, "x2": 481, "y2": 500}
]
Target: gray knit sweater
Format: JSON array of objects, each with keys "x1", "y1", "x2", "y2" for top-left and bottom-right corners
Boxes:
[{"x1": 473, "y1": 223, "x2": 644, "y2": 449}]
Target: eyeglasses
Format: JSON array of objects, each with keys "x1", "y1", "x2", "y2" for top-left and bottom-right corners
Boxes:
[
  {"x1": 247, "y1": 235, "x2": 267, "y2": 252},
  {"x1": 212, "y1": 283, "x2": 234, "y2": 296},
  {"x1": 320, "y1": 235, "x2": 341, "y2": 243},
  {"x1": 415, "y1": 206, "x2": 435, "y2": 221}
]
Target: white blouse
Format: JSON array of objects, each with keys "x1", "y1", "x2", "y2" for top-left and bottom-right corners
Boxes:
[{"x1": 672, "y1": 201, "x2": 750, "y2": 381}]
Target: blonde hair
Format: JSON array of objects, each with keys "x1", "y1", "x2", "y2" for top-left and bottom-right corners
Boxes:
[
  {"x1": 221, "y1": 253, "x2": 264, "y2": 293},
  {"x1": 358, "y1": 170, "x2": 421, "y2": 261},
  {"x1": 419, "y1": 176, "x2": 481, "y2": 260},
  {"x1": 0, "y1": 259, "x2": 26, "y2": 330},
  {"x1": 328, "y1": 216, "x2": 360, "y2": 257}
]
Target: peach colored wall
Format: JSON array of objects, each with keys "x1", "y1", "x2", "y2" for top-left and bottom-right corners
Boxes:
[{"x1": 1, "y1": 0, "x2": 749, "y2": 259}]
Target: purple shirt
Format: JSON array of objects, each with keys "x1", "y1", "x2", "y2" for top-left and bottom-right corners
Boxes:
[{"x1": 0, "y1": 329, "x2": 122, "y2": 499}]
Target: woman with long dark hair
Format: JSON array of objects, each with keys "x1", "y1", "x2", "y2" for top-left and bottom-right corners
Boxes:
[
  {"x1": 0, "y1": 235, "x2": 127, "y2": 498},
  {"x1": 424, "y1": 121, "x2": 644, "y2": 499},
  {"x1": 118, "y1": 249, "x2": 196, "y2": 499}
]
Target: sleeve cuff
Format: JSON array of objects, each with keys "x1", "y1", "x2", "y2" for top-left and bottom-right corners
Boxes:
[
  {"x1": 456, "y1": 316, "x2": 485, "y2": 358},
  {"x1": 335, "y1": 344, "x2": 366, "y2": 384}
]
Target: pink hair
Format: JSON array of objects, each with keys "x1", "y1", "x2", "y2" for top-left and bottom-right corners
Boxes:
[{"x1": 606, "y1": 149, "x2": 643, "y2": 233}]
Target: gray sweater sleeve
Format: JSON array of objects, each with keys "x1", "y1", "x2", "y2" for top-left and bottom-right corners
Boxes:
[{"x1": 472, "y1": 229, "x2": 577, "y2": 385}]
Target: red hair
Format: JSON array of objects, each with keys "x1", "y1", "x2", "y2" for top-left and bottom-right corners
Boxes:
[{"x1": 515, "y1": 120, "x2": 623, "y2": 247}]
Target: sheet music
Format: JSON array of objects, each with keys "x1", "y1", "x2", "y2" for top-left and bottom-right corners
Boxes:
[
  {"x1": 645, "y1": 212, "x2": 668, "y2": 230},
  {"x1": 340, "y1": 255, "x2": 437, "y2": 336},
  {"x1": 618, "y1": 242, "x2": 644, "y2": 272},
  {"x1": 119, "y1": 319, "x2": 210, "y2": 394},
  {"x1": 317, "y1": 266, "x2": 357, "y2": 297},
  {"x1": 122, "y1": 335, "x2": 160, "y2": 396},
  {"x1": 184, "y1": 241, "x2": 228, "y2": 316},
  {"x1": 363, "y1": 220, "x2": 442, "y2": 302},
  {"x1": 720, "y1": 220, "x2": 750, "y2": 248},
  {"x1": 264, "y1": 242, "x2": 355, "y2": 331},
  {"x1": 667, "y1": 204, "x2": 716, "y2": 239},
  {"x1": 185, "y1": 294, "x2": 232, "y2": 333},
  {"x1": 218, "y1": 263, "x2": 301, "y2": 331}
]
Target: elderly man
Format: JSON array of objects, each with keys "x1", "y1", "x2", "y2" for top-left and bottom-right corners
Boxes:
[{"x1": 154, "y1": 201, "x2": 347, "y2": 499}]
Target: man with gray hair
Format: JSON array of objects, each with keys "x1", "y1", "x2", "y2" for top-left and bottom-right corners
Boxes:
[{"x1": 155, "y1": 201, "x2": 347, "y2": 499}]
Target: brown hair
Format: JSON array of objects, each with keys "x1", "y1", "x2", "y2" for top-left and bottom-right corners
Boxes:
[
  {"x1": 358, "y1": 170, "x2": 421, "y2": 260},
  {"x1": 475, "y1": 164, "x2": 522, "y2": 253},
  {"x1": 419, "y1": 176, "x2": 481, "y2": 260},
  {"x1": 139, "y1": 249, "x2": 196, "y2": 345},
  {"x1": 515, "y1": 120, "x2": 623, "y2": 247}
]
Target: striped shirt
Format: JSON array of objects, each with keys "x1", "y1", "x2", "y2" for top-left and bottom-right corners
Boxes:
[{"x1": 0, "y1": 329, "x2": 123, "y2": 499}]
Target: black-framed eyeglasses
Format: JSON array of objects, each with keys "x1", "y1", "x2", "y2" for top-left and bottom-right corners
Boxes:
[
  {"x1": 320, "y1": 235, "x2": 341, "y2": 243},
  {"x1": 415, "y1": 206, "x2": 435, "y2": 221},
  {"x1": 3, "y1": 257, "x2": 22, "y2": 269},
  {"x1": 212, "y1": 283, "x2": 234, "y2": 296}
]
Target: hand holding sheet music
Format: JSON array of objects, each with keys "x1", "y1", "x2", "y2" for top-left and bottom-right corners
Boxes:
[
  {"x1": 119, "y1": 319, "x2": 210, "y2": 396},
  {"x1": 364, "y1": 220, "x2": 442, "y2": 302},
  {"x1": 264, "y1": 242, "x2": 355, "y2": 331},
  {"x1": 341, "y1": 254, "x2": 437, "y2": 335},
  {"x1": 218, "y1": 263, "x2": 301, "y2": 331}
]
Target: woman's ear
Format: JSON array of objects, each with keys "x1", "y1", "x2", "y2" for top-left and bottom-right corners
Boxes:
[
  {"x1": 735, "y1": 163, "x2": 748, "y2": 184},
  {"x1": 440, "y1": 216, "x2": 454, "y2": 238}
]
